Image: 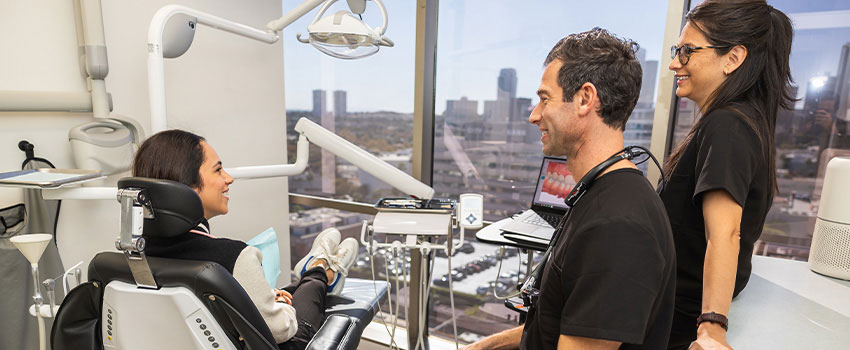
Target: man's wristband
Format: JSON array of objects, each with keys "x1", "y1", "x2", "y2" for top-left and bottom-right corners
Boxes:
[{"x1": 696, "y1": 312, "x2": 729, "y2": 331}]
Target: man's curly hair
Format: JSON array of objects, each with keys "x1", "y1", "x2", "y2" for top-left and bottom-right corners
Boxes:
[{"x1": 544, "y1": 27, "x2": 643, "y2": 131}]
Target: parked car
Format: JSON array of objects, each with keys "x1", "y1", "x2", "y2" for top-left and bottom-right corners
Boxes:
[
  {"x1": 433, "y1": 276, "x2": 450, "y2": 287},
  {"x1": 457, "y1": 242, "x2": 475, "y2": 254}
]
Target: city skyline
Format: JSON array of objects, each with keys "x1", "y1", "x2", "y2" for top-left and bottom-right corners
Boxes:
[
  {"x1": 281, "y1": 1, "x2": 849, "y2": 115},
  {"x1": 281, "y1": 0, "x2": 668, "y2": 113}
]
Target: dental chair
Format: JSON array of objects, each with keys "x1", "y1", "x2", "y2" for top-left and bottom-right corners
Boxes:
[{"x1": 51, "y1": 177, "x2": 388, "y2": 350}]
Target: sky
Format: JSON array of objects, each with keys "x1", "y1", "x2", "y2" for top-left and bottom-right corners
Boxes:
[
  {"x1": 281, "y1": 0, "x2": 850, "y2": 114},
  {"x1": 281, "y1": 0, "x2": 668, "y2": 114}
]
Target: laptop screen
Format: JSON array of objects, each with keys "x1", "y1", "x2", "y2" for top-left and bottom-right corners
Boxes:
[{"x1": 532, "y1": 157, "x2": 572, "y2": 210}]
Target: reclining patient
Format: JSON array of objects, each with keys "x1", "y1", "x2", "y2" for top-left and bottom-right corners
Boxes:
[{"x1": 132, "y1": 129, "x2": 357, "y2": 350}]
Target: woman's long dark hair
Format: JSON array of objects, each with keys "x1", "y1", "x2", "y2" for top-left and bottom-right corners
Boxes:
[
  {"x1": 664, "y1": 0, "x2": 794, "y2": 197},
  {"x1": 132, "y1": 130, "x2": 206, "y2": 189}
]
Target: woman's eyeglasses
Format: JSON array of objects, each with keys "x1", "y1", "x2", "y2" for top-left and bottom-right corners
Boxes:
[{"x1": 670, "y1": 44, "x2": 732, "y2": 65}]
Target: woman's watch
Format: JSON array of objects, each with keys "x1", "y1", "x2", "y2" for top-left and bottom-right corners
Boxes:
[{"x1": 696, "y1": 312, "x2": 729, "y2": 331}]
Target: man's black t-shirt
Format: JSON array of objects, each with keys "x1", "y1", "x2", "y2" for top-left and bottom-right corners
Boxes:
[
  {"x1": 521, "y1": 168, "x2": 676, "y2": 349},
  {"x1": 659, "y1": 109, "x2": 773, "y2": 316}
]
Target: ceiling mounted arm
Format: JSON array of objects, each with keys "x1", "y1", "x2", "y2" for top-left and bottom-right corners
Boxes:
[
  {"x1": 147, "y1": 5, "x2": 280, "y2": 133},
  {"x1": 266, "y1": 0, "x2": 327, "y2": 33},
  {"x1": 148, "y1": 0, "x2": 393, "y2": 132}
]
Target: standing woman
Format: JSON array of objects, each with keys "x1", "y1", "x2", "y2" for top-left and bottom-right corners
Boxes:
[{"x1": 661, "y1": 1, "x2": 794, "y2": 349}]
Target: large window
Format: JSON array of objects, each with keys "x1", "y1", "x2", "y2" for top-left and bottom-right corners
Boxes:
[
  {"x1": 281, "y1": 0, "x2": 417, "y2": 330},
  {"x1": 282, "y1": 0, "x2": 416, "y2": 207},
  {"x1": 672, "y1": 0, "x2": 850, "y2": 260},
  {"x1": 281, "y1": 0, "x2": 850, "y2": 346},
  {"x1": 430, "y1": 0, "x2": 669, "y2": 342}
]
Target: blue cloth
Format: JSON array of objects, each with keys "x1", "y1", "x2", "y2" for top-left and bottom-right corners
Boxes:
[{"x1": 246, "y1": 227, "x2": 280, "y2": 288}]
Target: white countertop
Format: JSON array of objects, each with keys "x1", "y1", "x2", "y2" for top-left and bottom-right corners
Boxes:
[{"x1": 728, "y1": 255, "x2": 850, "y2": 349}]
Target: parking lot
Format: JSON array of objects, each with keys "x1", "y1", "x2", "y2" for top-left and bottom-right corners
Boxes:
[
  {"x1": 430, "y1": 241, "x2": 527, "y2": 295},
  {"x1": 350, "y1": 239, "x2": 546, "y2": 297}
]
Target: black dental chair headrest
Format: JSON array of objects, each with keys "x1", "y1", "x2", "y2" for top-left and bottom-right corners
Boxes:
[{"x1": 117, "y1": 177, "x2": 204, "y2": 238}]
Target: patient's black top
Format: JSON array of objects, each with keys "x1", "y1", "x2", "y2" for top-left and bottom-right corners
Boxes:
[
  {"x1": 521, "y1": 168, "x2": 676, "y2": 349},
  {"x1": 659, "y1": 109, "x2": 773, "y2": 318}
]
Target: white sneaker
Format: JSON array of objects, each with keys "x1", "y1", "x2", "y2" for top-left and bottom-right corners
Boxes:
[
  {"x1": 293, "y1": 228, "x2": 340, "y2": 279},
  {"x1": 326, "y1": 238, "x2": 359, "y2": 296}
]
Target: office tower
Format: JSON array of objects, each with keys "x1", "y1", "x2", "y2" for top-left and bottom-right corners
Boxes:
[
  {"x1": 333, "y1": 90, "x2": 347, "y2": 119},
  {"x1": 312, "y1": 89, "x2": 327, "y2": 120},
  {"x1": 804, "y1": 76, "x2": 837, "y2": 119},
  {"x1": 446, "y1": 97, "x2": 478, "y2": 119},
  {"x1": 514, "y1": 97, "x2": 531, "y2": 121},
  {"x1": 639, "y1": 60, "x2": 659, "y2": 106},
  {"x1": 498, "y1": 68, "x2": 517, "y2": 101},
  {"x1": 445, "y1": 97, "x2": 483, "y2": 141},
  {"x1": 313, "y1": 89, "x2": 335, "y2": 194}
]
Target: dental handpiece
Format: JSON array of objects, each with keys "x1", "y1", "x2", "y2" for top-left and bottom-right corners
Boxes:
[{"x1": 42, "y1": 279, "x2": 56, "y2": 317}]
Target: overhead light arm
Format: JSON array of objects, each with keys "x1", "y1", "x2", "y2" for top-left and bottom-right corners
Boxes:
[
  {"x1": 148, "y1": 0, "x2": 392, "y2": 132},
  {"x1": 266, "y1": 0, "x2": 327, "y2": 33}
]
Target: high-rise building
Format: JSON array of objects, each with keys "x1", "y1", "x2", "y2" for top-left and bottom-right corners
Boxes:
[
  {"x1": 634, "y1": 48, "x2": 659, "y2": 107},
  {"x1": 313, "y1": 89, "x2": 335, "y2": 194},
  {"x1": 312, "y1": 89, "x2": 327, "y2": 119},
  {"x1": 446, "y1": 97, "x2": 478, "y2": 119},
  {"x1": 803, "y1": 76, "x2": 837, "y2": 119},
  {"x1": 333, "y1": 90, "x2": 347, "y2": 118},
  {"x1": 498, "y1": 68, "x2": 520, "y2": 123},
  {"x1": 498, "y1": 68, "x2": 517, "y2": 101},
  {"x1": 445, "y1": 97, "x2": 484, "y2": 141},
  {"x1": 639, "y1": 60, "x2": 659, "y2": 106}
]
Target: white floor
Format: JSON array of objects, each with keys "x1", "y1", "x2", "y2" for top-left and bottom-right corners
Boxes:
[{"x1": 359, "y1": 321, "x2": 461, "y2": 350}]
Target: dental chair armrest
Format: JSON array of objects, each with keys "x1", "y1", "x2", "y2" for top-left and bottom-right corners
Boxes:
[{"x1": 304, "y1": 314, "x2": 359, "y2": 350}]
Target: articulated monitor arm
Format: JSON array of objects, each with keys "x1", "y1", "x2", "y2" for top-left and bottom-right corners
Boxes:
[{"x1": 227, "y1": 117, "x2": 435, "y2": 200}]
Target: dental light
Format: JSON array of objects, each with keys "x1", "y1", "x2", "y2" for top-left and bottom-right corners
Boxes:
[
  {"x1": 294, "y1": 0, "x2": 394, "y2": 60},
  {"x1": 149, "y1": 0, "x2": 393, "y2": 131}
]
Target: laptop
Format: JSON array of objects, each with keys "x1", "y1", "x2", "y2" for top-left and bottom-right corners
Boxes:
[{"x1": 501, "y1": 156, "x2": 571, "y2": 242}]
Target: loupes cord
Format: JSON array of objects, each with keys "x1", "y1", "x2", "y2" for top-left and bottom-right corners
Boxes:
[
  {"x1": 623, "y1": 145, "x2": 666, "y2": 181},
  {"x1": 492, "y1": 246, "x2": 523, "y2": 300}
]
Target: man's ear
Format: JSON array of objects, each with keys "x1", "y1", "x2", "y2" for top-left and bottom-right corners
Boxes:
[{"x1": 575, "y1": 82, "x2": 598, "y2": 117}]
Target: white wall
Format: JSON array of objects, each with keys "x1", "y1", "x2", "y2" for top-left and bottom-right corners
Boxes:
[{"x1": 0, "y1": 0, "x2": 292, "y2": 280}]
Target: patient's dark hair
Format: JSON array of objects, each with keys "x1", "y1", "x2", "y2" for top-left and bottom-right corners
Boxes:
[{"x1": 132, "y1": 129, "x2": 206, "y2": 189}]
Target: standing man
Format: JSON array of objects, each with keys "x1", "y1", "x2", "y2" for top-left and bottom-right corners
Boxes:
[{"x1": 464, "y1": 28, "x2": 676, "y2": 350}]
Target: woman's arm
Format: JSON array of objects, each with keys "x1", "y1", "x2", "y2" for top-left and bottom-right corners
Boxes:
[
  {"x1": 694, "y1": 189, "x2": 742, "y2": 349},
  {"x1": 233, "y1": 246, "x2": 299, "y2": 343}
]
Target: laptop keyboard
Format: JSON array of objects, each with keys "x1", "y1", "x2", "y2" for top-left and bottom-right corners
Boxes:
[{"x1": 522, "y1": 212, "x2": 562, "y2": 227}]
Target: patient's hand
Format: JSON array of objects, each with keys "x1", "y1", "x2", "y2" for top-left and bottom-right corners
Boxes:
[{"x1": 275, "y1": 289, "x2": 292, "y2": 305}]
